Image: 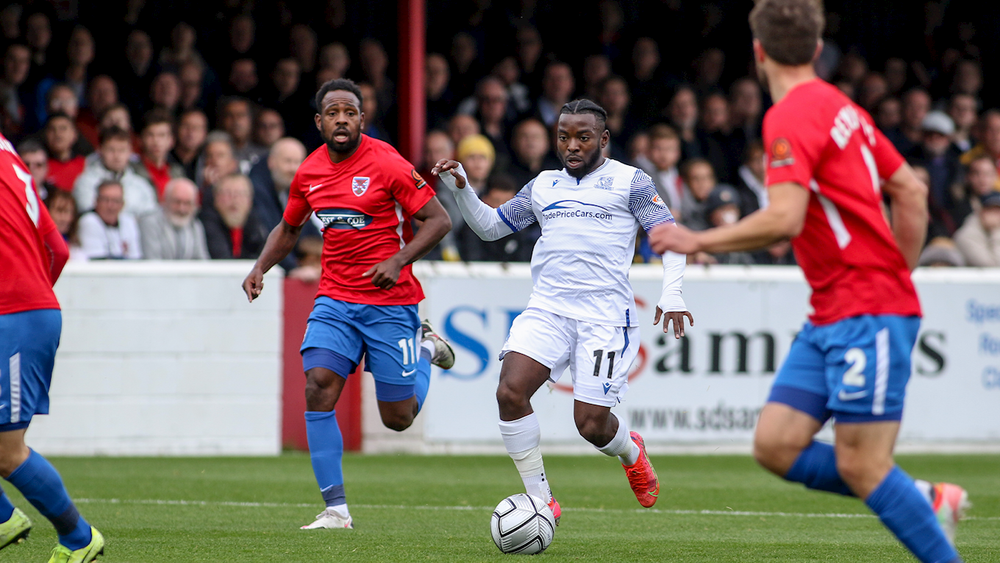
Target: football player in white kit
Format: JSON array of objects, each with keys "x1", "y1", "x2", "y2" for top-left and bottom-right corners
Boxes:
[{"x1": 431, "y1": 100, "x2": 693, "y2": 523}]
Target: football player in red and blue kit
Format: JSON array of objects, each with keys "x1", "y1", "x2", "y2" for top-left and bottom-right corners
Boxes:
[
  {"x1": 0, "y1": 132, "x2": 104, "y2": 561},
  {"x1": 651, "y1": 1, "x2": 967, "y2": 561},
  {"x1": 243, "y1": 79, "x2": 453, "y2": 530}
]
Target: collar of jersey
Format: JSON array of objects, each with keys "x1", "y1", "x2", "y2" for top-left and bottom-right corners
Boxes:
[{"x1": 558, "y1": 157, "x2": 612, "y2": 185}]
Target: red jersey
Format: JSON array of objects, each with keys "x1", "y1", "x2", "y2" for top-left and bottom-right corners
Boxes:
[
  {"x1": 763, "y1": 79, "x2": 921, "y2": 325},
  {"x1": 0, "y1": 135, "x2": 60, "y2": 315},
  {"x1": 283, "y1": 135, "x2": 434, "y2": 305}
]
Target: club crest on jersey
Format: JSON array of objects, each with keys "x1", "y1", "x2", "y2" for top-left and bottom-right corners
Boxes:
[
  {"x1": 595, "y1": 176, "x2": 614, "y2": 190},
  {"x1": 352, "y1": 176, "x2": 370, "y2": 196}
]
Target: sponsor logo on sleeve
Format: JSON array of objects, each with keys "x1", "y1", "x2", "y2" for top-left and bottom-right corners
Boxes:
[
  {"x1": 770, "y1": 138, "x2": 794, "y2": 168},
  {"x1": 411, "y1": 169, "x2": 427, "y2": 189},
  {"x1": 352, "y1": 176, "x2": 370, "y2": 196}
]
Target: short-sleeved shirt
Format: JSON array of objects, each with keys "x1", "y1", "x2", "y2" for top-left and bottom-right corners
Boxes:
[
  {"x1": 0, "y1": 134, "x2": 60, "y2": 315},
  {"x1": 283, "y1": 135, "x2": 434, "y2": 305},
  {"x1": 763, "y1": 79, "x2": 920, "y2": 325}
]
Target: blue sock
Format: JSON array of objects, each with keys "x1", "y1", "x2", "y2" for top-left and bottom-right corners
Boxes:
[
  {"x1": 784, "y1": 441, "x2": 854, "y2": 496},
  {"x1": 0, "y1": 488, "x2": 15, "y2": 521},
  {"x1": 305, "y1": 410, "x2": 346, "y2": 507},
  {"x1": 414, "y1": 345, "x2": 432, "y2": 412},
  {"x1": 5, "y1": 450, "x2": 91, "y2": 550},
  {"x1": 865, "y1": 466, "x2": 961, "y2": 563}
]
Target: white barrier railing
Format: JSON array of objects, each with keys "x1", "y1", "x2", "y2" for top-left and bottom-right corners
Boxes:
[{"x1": 29, "y1": 261, "x2": 283, "y2": 456}]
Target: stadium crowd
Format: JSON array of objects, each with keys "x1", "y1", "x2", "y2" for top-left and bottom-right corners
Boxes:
[{"x1": 4, "y1": 0, "x2": 1000, "y2": 268}]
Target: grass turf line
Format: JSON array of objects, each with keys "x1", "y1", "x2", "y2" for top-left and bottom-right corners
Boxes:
[{"x1": 0, "y1": 454, "x2": 996, "y2": 562}]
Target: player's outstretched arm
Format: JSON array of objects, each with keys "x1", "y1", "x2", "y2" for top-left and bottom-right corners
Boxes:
[
  {"x1": 881, "y1": 162, "x2": 929, "y2": 270},
  {"x1": 242, "y1": 219, "x2": 303, "y2": 302},
  {"x1": 649, "y1": 183, "x2": 810, "y2": 255},
  {"x1": 431, "y1": 159, "x2": 515, "y2": 241},
  {"x1": 362, "y1": 197, "x2": 451, "y2": 290},
  {"x1": 654, "y1": 234, "x2": 694, "y2": 339}
]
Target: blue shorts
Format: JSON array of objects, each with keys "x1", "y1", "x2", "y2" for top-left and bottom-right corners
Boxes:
[
  {"x1": 768, "y1": 315, "x2": 920, "y2": 423},
  {"x1": 0, "y1": 309, "x2": 61, "y2": 430},
  {"x1": 300, "y1": 297, "x2": 421, "y2": 402}
]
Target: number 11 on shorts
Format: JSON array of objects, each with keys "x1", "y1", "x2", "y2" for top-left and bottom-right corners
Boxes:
[
  {"x1": 593, "y1": 349, "x2": 616, "y2": 379},
  {"x1": 398, "y1": 338, "x2": 417, "y2": 365}
]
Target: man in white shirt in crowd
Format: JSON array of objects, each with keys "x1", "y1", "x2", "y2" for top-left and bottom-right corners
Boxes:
[{"x1": 77, "y1": 179, "x2": 142, "y2": 259}]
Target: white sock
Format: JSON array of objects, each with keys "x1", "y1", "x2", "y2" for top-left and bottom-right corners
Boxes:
[
  {"x1": 500, "y1": 413, "x2": 553, "y2": 502},
  {"x1": 914, "y1": 479, "x2": 933, "y2": 503},
  {"x1": 326, "y1": 503, "x2": 350, "y2": 518},
  {"x1": 598, "y1": 414, "x2": 639, "y2": 466}
]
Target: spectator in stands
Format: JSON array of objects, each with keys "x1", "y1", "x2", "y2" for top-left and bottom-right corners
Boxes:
[
  {"x1": 198, "y1": 130, "x2": 240, "y2": 201},
  {"x1": 535, "y1": 61, "x2": 574, "y2": 128},
  {"x1": 492, "y1": 56, "x2": 531, "y2": 115},
  {"x1": 874, "y1": 96, "x2": 902, "y2": 134},
  {"x1": 289, "y1": 24, "x2": 318, "y2": 79},
  {"x1": 358, "y1": 82, "x2": 390, "y2": 142},
  {"x1": 359, "y1": 38, "x2": 394, "y2": 122},
  {"x1": 73, "y1": 126, "x2": 157, "y2": 216},
  {"x1": 43, "y1": 113, "x2": 86, "y2": 192},
  {"x1": 857, "y1": 72, "x2": 889, "y2": 112},
  {"x1": 421, "y1": 129, "x2": 462, "y2": 261},
  {"x1": 262, "y1": 58, "x2": 305, "y2": 138},
  {"x1": 734, "y1": 140, "x2": 767, "y2": 217},
  {"x1": 951, "y1": 154, "x2": 1000, "y2": 228},
  {"x1": 38, "y1": 83, "x2": 93, "y2": 156},
  {"x1": 598, "y1": 75, "x2": 632, "y2": 159},
  {"x1": 97, "y1": 102, "x2": 141, "y2": 153},
  {"x1": 158, "y1": 22, "x2": 203, "y2": 71},
  {"x1": 0, "y1": 42, "x2": 31, "y2": 138},
  {"x1": 583, "y1": 54, "x2": 612, "y2": 101},
  {"x1": 227, "y1": 59, "x2": 259, "y2": 99},
  {"x1": 172, "y1": 109, "x2": 207, "y2": 181},
  {"x1": 139, "y1": 177, "x2": 209, "y2": 260},
  {"x1": 629, "y1": 37, "x2": 670, "y2": 126},
  {"x1": 200, "y1": 173, "x2": 268, "y2": 259},
  {"x1": 698, "y1": 90, "x2": 739, "y2": 182},
  {"x1": 248, "y1": 137, "x2": 306, "y2": 231},
  {"x1": 77, "y1": 179, "x2": 142, "y2": 259},
  {"x1": 886, "y1": 87, "x2": 931, "y2": 154},
  {"x1": 628, "y1": 130, "x2": 650, "y2": 166},
  {"x1": 178, "y1": 61, "x2": 205, "y2": 113},
  {"x1": 883, "y1": 57, "x2": 908, "y2": 96},
  {"x1": 728, "y1": 77, "x2": 763, "y2": 141},
  {"x1": 668, "y1": 85, "x2": 701, "y2": 161},
  {"x1": 149, "y1": 71, "x2": 181, "y2": 116},
  {"x1": 703, "y1": 185, "x2": 754, "y2": 265},
  {"x1": 950, "y1": 59, "x2": 983, "y2": 98},
  {"x1": 637, "y1": 124, "x2": 684, "y2": 214},
  {"x1": 960, "y1": 110, "x2": 1000, "y2": 182},
  {"x1": 469, "y1": 76, "x2": 514, "y2": 164},
  {"x1": 218, "y1": 96, "x2": 264, "y2": 171},
  {"x1": 514, "y1": 25, "x2": 544, "y2": 97},
  {"x1": 119, "y1": 30, "x2": 156, "y2": 120},
  {"x1": 426, "y1": 53, "x2": 453, "y2": 131},
  {"x1": 459, "y1": 175, "x2": 538, "y2": 262},
  {"x1": 36, "y1": 25, "x2": 95, "y2": 116},
  {"x1": 252, "y1": 109, "x2": 284, "y2": 150},
  {"x1": 954, "y1": 192, "x2": 1000, "y2": 267},
  {"x1": 507, "y1": 118, "x2": 558, "y2": 190},
  {"x1": 679, "y1": 158, "x2": 716, "y2": 232},
  {"x1": 449, "y1": 32, "x2": 482, "y2": 103},
  {"x1": 318, "y1": 42, "x2": 350, "y2": 80},
  {"x1": 23, "y1": 12, "x2": 53, "y2": 84},
  {"x1": 135, "y1": 109, "x2": 185, "y2": 201},
  {"x1": 908, "y1": 111, "x2": 962, "y2": 228},
  {"x1": 43, "y1": 188, "x2": 82, "y2": 257},
  {"x1": 948, "y1": 93, "x2": 978, "y2": 153},
  {"x1": 17, "y1": 138, "x2": 54, "y2": 199},
  {"x1": 447, "y1": 113, "x2": 479, "y2": 147},
  {"x1": 76, "y1": 75, "x2": 118, "y2": 147},
  {"x1": 456, "y1": 133, "x2": 494, "y2": 193}
]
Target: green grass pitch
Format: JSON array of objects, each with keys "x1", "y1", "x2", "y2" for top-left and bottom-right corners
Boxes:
[{"x1": 2, "y1": 453, "x2": 997, "y2": 562}]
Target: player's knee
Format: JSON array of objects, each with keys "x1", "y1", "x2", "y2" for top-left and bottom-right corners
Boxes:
[
  {"x1": 573, "y1": 416, "x2": 609, "y2": 445},
  {"x1": 380, "y1": 411, "x2": 414, "y2": 432},
  {"x1": 752, "y1": 431, "x2": 795, "y2": 475},
  {"x1": 496, "y1": 380, "x2": 528, "y2": 413}
]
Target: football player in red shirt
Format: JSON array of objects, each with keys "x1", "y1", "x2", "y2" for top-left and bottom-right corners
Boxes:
[
  {"x1": 650, "y1": 1, "x2": 966, "y2": 561},
  {"x1": 0, "y1": 133, "x2": 104, "y2": 559},
  {"x1": 243, "y1": 79, "x2": 453, "y2": 530}
]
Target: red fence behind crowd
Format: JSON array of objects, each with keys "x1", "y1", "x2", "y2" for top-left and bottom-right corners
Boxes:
[{"x1": 282, "y1": 278, "x2": 363, "y2": 451}]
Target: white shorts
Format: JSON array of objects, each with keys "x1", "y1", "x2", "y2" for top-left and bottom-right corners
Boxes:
[{"x1": 499, "y1": 307, "x2": 640, "y2": 407}]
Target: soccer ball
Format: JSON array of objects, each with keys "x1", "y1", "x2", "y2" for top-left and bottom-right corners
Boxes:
[{"x1": 490, "y1": 493, "x2": 556, "y2": 555}]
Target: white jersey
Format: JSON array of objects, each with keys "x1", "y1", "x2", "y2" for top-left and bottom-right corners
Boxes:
[{"x1": 493, "y1": 159, "x2": 673, "y2": 326}]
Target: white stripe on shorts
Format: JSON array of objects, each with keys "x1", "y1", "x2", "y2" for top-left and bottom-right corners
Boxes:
[
  {"x1": 9, "y1": 352, "x2": 20, "y2": 423},
  {"x1": 873, "y1": 328, "x2": 889, "y2": 416}
]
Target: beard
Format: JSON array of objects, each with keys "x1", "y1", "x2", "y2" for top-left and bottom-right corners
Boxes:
[
  {"x1": 324, "y1": 128, "x2": 361, "y2": 155},
  {"x1": 166, "y1": 212, "x2": 193, "y2": 228},
  {"x1": 560, "y1": 147, "x2": 604, "y2": 179}
]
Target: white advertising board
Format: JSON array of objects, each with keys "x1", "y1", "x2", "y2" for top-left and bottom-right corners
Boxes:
[{"x1": 416, "y1": 263, "x2": 1000, "y2": 447}]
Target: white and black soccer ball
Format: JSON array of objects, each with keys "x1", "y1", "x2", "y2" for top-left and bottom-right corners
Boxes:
[{"x1": 490, "y1": 493, "x2": 556, "y2": 555}]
